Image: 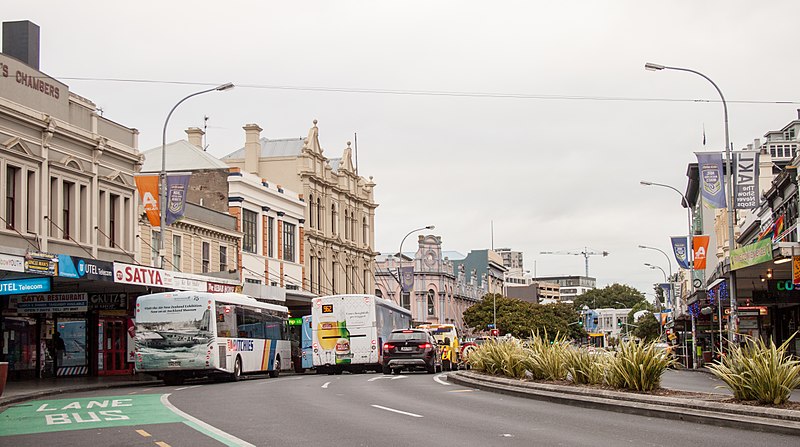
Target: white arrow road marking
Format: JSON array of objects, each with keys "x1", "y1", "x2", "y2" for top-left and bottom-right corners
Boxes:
[
  {"x1": 371, "y1": 404, "x2": 423, "y2": 418},
  {"x1": 321, "y1": 381, "x2": 331, "y2": 389},
  {"x1": 162, "y1": 393, "x2": 256, "y2": 447},
  {"x1": 367, "y1": 375, "x2": 393, "y2": 382},
  {"x1": 390, "y1": 376, "x2": 407, "y2": 380},
  {"x1": 433, "y1": 374, "x2": 451, "y2": 386}
]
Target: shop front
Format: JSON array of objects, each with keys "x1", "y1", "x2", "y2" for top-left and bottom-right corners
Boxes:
[{"x1": 752, "y1": 279, "x2": 800, "y2": 356}]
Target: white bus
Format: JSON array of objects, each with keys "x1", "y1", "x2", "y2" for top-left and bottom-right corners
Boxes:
[
  {"x1": 311, "y1": 294, "x2": 412, "y2": 374},
  {"x1": 135, "y1": 291, "x2": 291, "y2": 385}
]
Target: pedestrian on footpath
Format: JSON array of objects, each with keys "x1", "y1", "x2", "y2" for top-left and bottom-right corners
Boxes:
[{"x1": 53, "y1": 331, "x2": 66, "y2": 375}]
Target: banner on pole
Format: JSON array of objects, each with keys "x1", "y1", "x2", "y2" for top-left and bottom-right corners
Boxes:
[
  {"x1": 166, "y1": 173, "x2": 191, "y2": 226},
  {"x1": 134, "y1": 175, "x2": 160, "y2": 227},
  {"x1": 671, "y1": 236, "x2": 691, "y2": 269},
  {"x1": 692, "y1": 235, "x2": 710, "y2": 270},
  {"x1": 793, "y1": 256, "x2": 800, "y2": 285},
  {"x1": 695, "y1": 152, "x2": 726, "y2": 208},
  {"x1": 733, "y1": 150, "x2": 759, "y2": 209},
  {"x1": 399, "y1": 266, "x2": 414, "y2": 292}
]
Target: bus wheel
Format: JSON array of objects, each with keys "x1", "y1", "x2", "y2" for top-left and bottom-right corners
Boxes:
[
  {"x1": 269, "y1": 357, "x2": 281, "y2": 378},
  {"x1": 231, "y1": 356, "x2": 242, "y2": 381}
]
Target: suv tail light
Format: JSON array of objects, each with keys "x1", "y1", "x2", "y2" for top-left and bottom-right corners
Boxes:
[
  {"x1": 419, "y1": 343, "x2": 431, "y2": 349},
  {"x1": 383, "y1": 343, "x2": 394, "y2": 350}
]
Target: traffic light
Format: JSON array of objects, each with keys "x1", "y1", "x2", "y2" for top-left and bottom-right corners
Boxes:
[
  {"x1": 578, "y1": 320, "x2": 583, "y2": 326},
  {"x1": 490, "y1": 329, "x2": 499, "y2": 337},
  {"x1": 617, "y1": 318, "x2": 622, "y2": 328}
]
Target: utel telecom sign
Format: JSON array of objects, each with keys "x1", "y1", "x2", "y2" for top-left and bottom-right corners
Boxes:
[{"x1": 0, "y1": 277, "x2": 51, "y2": 295}]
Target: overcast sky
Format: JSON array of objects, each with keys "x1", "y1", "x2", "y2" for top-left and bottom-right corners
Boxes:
[{"x1": 6, "y1": 1, "x2": 800, "y2": 297}]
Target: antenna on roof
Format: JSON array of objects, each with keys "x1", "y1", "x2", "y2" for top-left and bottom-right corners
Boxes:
[
  {"x1": 354, "y1": 132, "x2": 359, "y2": 175},
  {"x1": 203, "y1": 115, "x2": 209, "y2": 151}
]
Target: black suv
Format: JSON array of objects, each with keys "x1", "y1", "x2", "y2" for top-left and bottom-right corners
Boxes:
[{"x1": 382, "y1": 329, "x2": 442, "y2": 374}]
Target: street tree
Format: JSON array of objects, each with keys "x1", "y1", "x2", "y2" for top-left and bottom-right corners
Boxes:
[
  {"x1": 631, "y1": 311, "x2": 661, "y2": 342},
  {"x1": 572, "y1": 283, "x2": 644, "y2": 310},
  {"x1": 463, "y1": 294, "x2": 585, "y2": 340}
]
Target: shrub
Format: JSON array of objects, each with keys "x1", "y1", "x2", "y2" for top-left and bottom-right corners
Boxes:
[
  {"x1": 707, "y1": 335, "x2": 800, "y2": 405},
  {"x1": 524, "y1": 331, "x2": 568, "y2": 381},
  {"x1": 606, "y1": 339, "x2": 673, "y2": 391},
  {"x1": 564, "y1": 348, "x2": 607, "y2": 385},
  {"x1": 468, "y1": 339, "x2": 533, "y2": 379}
]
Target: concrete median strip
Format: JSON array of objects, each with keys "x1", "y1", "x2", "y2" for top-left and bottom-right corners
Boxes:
[{"x1": 449, "y1": 371, "x2": 800, "y2": 436}]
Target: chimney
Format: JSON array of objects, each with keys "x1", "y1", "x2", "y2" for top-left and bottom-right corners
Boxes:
[
  {"x1": 185, "y1": 127, "x2": 204, "y2": 149},
  {"x1": 3, "y1": 21, "x2": 40, "y2": 69},
  {"x1": 243, "y1": 123, "x2": 263, "y2": 174}
]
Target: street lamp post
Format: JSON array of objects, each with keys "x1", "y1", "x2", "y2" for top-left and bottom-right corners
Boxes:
[
  {"x1": 645, "y1": 62, "x2": 738, "y2": 346},
  {"x1": 640, "y1": 180, "x2": 697, "y2": 368},
  {"x1": 397, "y1": 225, "x2": 435, "y2": 317},
  {"x1": 159, "y1": 82, "x2": 234, "y2": 269},
  {"x1": 639, "y1": 245, "x2": 674, "y2": 309}
]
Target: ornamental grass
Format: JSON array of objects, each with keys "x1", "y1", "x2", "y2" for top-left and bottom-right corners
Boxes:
[
  {"x1": 606, "y1": 339, "x2": 673, "y2": 392},
  {"x1": 564, "y1": 348, "x2": 607, "y2": 385},
  {"x1": 706, "y1": 335, "x2": 800, "y2": 405},
  {"x1": 524, "y1": 331, "x2": 568, "y2": 381},
  {"x1": 467, "y1": 338, "x2": 534, "y2": 379}
]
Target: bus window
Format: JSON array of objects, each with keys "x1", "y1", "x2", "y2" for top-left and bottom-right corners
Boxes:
[{"x1": 216, "y1": 303, "x2": 237, "y2": 337}]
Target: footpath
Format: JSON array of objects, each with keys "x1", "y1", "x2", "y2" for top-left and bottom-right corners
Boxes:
[
  {"x1": 0, "y1": 375, "x2": 159, "y2": 408},
  {"x1": 449, "y1": 370, "x2": 800, "y2": 436}
]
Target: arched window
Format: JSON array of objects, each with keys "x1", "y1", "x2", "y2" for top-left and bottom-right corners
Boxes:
[
  {"x1": 309, "y1": 194, "x2": 314, "y2": 228},
  {"x1": 427, "y1": 289, "x2": 436, "y2": 316},
  {"x1": 316, "y1": 197, "x2": 321, "y2": 231},
  {"x1": 344, "y1": 210, "x2": 350, "y2": 240}
]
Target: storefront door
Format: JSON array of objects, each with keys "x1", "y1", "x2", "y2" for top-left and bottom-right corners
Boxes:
[{"x1": 97, "y1": 318, "x2": 130, "y2": 375}]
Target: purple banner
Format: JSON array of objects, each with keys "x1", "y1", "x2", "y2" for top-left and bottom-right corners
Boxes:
[
  {"x1": 166, "y1": 173, "x2": 191, "y2": 225},
  {"x1": 696, "y1": 152, "x2": 726, "y2": 208},
  {"x1": 399, "y1": 266, "x2": 414, "y2": 292},
  {"x1": 670, "y1": 236, "x2": 690, "y2": 269}
]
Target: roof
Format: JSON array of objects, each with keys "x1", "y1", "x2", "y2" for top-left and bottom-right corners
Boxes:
[
  {"x1": 140, "y1": 141, "x2": 230, "y2": 172},
  {"x1": 222, "y1": 137, "x2": 305, "y2": 160}
]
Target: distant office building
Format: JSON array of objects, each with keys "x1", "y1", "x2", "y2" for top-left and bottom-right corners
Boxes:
[
  {"x1": 496, "y1": 248, "x2": 523, "y2": 271},
  {"x1": 532, "y1": 275, "x2": 595, "y2": 302}
]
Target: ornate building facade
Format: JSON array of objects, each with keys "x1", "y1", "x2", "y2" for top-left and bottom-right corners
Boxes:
[{"x1": 223, "y1": 120, "x2": 377, "y2": 297}]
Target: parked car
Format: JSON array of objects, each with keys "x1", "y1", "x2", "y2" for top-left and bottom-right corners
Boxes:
[{"x1": 382, "y1": 329, "x2": 442, "y2": 374}]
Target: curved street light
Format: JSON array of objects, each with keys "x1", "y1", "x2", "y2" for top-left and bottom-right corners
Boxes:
[
  {"x1": 639, "y1": 244, "x2": 675, "y2": 309},
  {"x1": 645, "y1": 61, "x2": 737, "y2": 352},
  {"x1": 159, "y1": 82, "x2": 234, "y2": 269},
  {"x1": 397, "y1": 225, "x2": 435, "y2": 295}
]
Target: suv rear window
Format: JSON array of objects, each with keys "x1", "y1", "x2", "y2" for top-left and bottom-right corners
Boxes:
[{"x1": 389, "y1": 331, "x2": 427, "y2": 341}]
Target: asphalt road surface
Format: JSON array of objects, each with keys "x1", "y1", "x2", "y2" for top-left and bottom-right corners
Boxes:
[{"x1": 1, "y1": 371, "x2": 798, "y2": 446}]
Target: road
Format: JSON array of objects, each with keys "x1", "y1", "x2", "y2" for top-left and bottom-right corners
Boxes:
[{"x1": 1, "y1": 371, "x2": 798, "y2": 446}]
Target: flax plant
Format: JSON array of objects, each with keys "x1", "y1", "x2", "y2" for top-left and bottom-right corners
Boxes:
[
  {"x1": 564, "y1": 348, "x2": 608, "y2": 385},
  {"x1": 606, "y1": 339, "x2": 673, "y2": 391},
  {"x1": 468, "y1": 338, "x2": 534, "y2": 379},
  {"x1": 707, "y1": 335, "x2": 800, "y2": 405},
  {"x1": 524, "y1": 331, "x2": 568, "y2": 381}
]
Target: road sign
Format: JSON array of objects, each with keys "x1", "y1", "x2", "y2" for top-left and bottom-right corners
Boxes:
[{"x1": 0, "y1": 394, "x2": 182, "y2": 436}]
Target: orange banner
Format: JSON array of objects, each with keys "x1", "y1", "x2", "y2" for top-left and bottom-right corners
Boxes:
[
  {"x1": 793, "y1": 256, "x2": 800, "y2": 284},
  {"x1": 134, "y1": 175, "x2": 161, "y2": 227},
  {"x1": 693, "y1": 235, "x2": 710, "y2": 270}
]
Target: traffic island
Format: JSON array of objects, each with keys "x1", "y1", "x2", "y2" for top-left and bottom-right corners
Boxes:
[{"x1": 449, "y1": 370, "x2": 800, "y2": 436}]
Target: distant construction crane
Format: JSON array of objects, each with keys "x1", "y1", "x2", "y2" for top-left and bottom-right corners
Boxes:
[{"x1": 540, "y1": 247, "x2": 610, "y2": 278}]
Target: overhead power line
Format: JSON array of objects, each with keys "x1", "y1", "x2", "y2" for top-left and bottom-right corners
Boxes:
[{"x1": 55, "y1": 76, "x2": 800, "y2": 105}]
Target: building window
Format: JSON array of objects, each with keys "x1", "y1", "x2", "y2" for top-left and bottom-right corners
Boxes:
[
  {"x1": 151, "y1": 230, "x2": 160, "y2": 266},
  {"x1": 283, "y1": 222, "x2": 295, "y2": 262},
  {"x1": 62, "y1": 181, "x2": 74, "y2": 239},
  {"x1": 362, "y1": 217, "x2": 367, "y2": 246},
  {"x1": 427, "y1": 289, "x2": 436, "y2": 316},
  {"x1": 202, "y1": 242, "x2": 210, "y2": 273},
  {"x1": 363, "y1": 269, "x2": 369, "y2": 294},
  {"x1": 316, "y1": 197, "x2": 322, "y2": 230},
  {"x1": 109, "y1": 193, "x2": 119, "y2": 248},
  {"x1": 310, "y1": 255, "x2": 315, "y2": 292},
  {"x1": 242, "y1": 209, "x2": 257, "y2": 253},
  {"x1": 5, "y1": 166, "x2": 19, "y2": 229},
  {"x1": 331, "y1": 261, "x2": 337, "y2": 293},
  {"x1": 331, "y1": 204, "x2": 337, "y2": 235},
  {"x1": 344, "y1": 210, "x2": 350, "y2": 240},
  {"x1": 401, "y1": 292, "x2": 410, "y2": 310},
  {"x1": 309, "y1": 194, "x2": 314, "y2": 228},
  {"x1": 26, "y1": 171, "x2": 35, "y2": 233},
  {"x1": 172, "y1": 234, "x2": 182, "y2": 271},
  {"x1": 268, "y1": 217, "x2": 274, "y2": 258},
  {"x1": 317, "y1": 257, "x2": 323, "y2": 294},
  {"x1": 219, "y1": 245, "x2": 228, "y2": 272}
]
